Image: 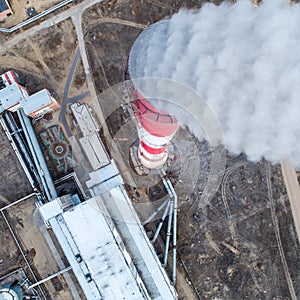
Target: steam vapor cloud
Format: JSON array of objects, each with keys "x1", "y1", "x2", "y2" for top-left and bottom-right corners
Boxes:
[{"x1": 128, "y1": 0, "x2": 300, "y2": 169}]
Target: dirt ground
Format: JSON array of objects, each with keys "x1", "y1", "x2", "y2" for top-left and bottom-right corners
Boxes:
[
  {"x1": 0, "y1": 195, "x2": 85, "y2": 299},
  {"x1": 175, "y1": 153, "x2": 300, "y2": 299},
  {"x1": 0, "y1": 0, "x2": 300, "y2": 299},
  {"x1": 0, "y1": 213, "x2": 23, "y2": 276},
  {"x1": 0, "y1": 17, "x2": 86, "y2": 101},
  {"x1": 1, "y1": 0, "x2": 65, "y2": 28},
  {"x1": 0, "y1": 127, "x2": 32, "y2": 205},
  {"x1": 82, "y1": 1, "x2": 300, "y2": 299}
]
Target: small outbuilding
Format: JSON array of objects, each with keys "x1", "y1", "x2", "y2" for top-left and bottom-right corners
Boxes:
[{"x1": 0, "y1": 0, "x2": 12, "y2": 21}]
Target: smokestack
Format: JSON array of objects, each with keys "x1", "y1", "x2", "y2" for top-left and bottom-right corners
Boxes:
[
  {"x1": 126, "y1": 1, "x2": 300, "y2": 170},
  {"x1": 127, "y1": 22, "x2": 179, "y2": 170}
]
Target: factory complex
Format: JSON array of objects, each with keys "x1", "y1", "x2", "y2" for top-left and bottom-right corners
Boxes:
[
  {"x1": 0, "y1": 41, "x2": 179, "y2": 299},
  {"x1": 1, "y1": 1, "x2": 300, "y2": 300}
]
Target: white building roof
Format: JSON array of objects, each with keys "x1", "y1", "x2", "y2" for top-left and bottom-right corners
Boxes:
[
  {"x1": 86, "y1": 160, "x2": 123, "y2": 195},
  {"x1": 79, "y1": 133, "x2": 110, "y2": 170},
  {"x1": 84, "y1": 161, "x2": 177, "y2": 299},
  {"x1": 101, "y1": 186, "x2": 177, "y2": 300},
  {"x1": 71, "y1": 103, "x2": 99, "y2": 136},
  {"x1": 39, "y1": 199, "x2": 63, "y2": 221},
  {"x1": 22, "y1": 89, "x2": 52, "y2": 115},
  {"x1": 40, "y1": 198, "x2": 149, "y2": 300},
  {"x1": 0, "y1": 83, "x2": 27, "y2": 110}
]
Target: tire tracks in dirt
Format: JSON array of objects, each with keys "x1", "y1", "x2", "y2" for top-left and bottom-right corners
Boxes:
[{"x1": 265, "y1": 161, "x2": 297, "y2": 300}]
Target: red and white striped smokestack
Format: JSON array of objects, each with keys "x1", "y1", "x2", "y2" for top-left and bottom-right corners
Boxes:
[
  {"x1": 134, "y1": 90, "x2": 178, "y2": 169},
  {"x1": 127, "y1": 21, "x2": 179, "y2": 169}
]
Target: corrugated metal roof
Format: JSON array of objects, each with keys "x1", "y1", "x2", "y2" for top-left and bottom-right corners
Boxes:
[
  {"x1": 71, "y1": 103, "x2": 99, "y2": 136},
  {"x1": 41, "y1": 198, "x2": 148, "y2": 300},
  {"x1": 79, "y1": 133, "x2": 110, "y2": 170},
  {"x1": 0, "y1": 83, "x2": 26, "y2": 110},
  {"x1": 86, "y1": 159, "x2": 123, "y2": 195},
  {"x1": 102, "y1": 186, "x2": 177, "y2": 300},
  {"x1": 22, "y1": 89, "x2": 52, "y2": 115}
]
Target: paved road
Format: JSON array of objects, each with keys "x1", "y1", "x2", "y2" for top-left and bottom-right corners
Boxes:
[
  {"x1": 281, "y1": 161, "x2": 300, "y2": 243},
  {"x1": 71, "y1": 6, "x2": 139, "y2": 189},
  {"x1": 59, "y1": 47, "x2": 90, "y2": 137},
  {"x1": 0, "y1": 0, "x2": 74, "y2": 33},
  {"x1": 72, "y1": 11, "x2": 99, "y2": 114},
  {"x1": 0, "y1": 0, "x2": 102, "y2": 53}
]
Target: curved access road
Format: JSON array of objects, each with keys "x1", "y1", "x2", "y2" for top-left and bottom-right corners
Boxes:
[{"x1": 59, "y1": 47, "x2": 90, "y2": 137}]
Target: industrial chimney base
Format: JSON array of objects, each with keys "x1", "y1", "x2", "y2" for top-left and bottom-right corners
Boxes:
[
  {"x1": 129, "y1": 139, "x2": 151, "y2": 176},
  {"x1": 129, "y1": 139, "x2": 180, "y2": 177}
]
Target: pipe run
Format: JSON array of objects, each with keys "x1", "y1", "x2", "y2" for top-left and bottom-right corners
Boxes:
[
  {"x1": 0, "y1": 115, "x2": 36, "y2": 189},
  {"x1": 17, "y1": 109, "x2": 57, "y2": 201},
  {"x1": 151, "y1": 200, "x2": 171, "y2": 243},
  {"x1": 142, "y1": 198, "x2": 169, "y2": 225},
  {"x1": 163, "y1": 197, "x2": 173, "y2": 268},
  {"x1": 168, "y1": 179, "x2": 178, "y2": 285},
  {"x1": 162, "y1": 177, "x2": 178, "y2": 285},
  {"x1": 4, "y1": 112, "x2": 41, "y2": 186},
  {"x1": 0, "y1": 192, "x2": 40, "y2": 212},
  {"x1": 28, "y1": 266, "x2": 72, "y2": 289}
]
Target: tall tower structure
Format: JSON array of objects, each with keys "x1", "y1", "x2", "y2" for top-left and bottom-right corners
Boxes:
[
  {"x1": 131, "y1": 90, "x2": 178, "y2": 169},
  {"x1": 127, "y1": 22, "x2": 179, "y2": 170}
]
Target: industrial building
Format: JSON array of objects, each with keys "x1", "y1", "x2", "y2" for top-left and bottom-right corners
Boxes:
[
  {"x1": 40, "y1": 196, "x2": 151, "y2": 299},
  {"x1": 0, "y1": 68, "x2": 178, "y2": 299},
  {"x1": 0, "y1": 71, "x2": 60, "y2": 118},
  {"x1": 0, "y1": 70, "x2": 58, "y2": 201},
  {"x1": 70, "y1": 102, "x2": 110, "y2": 170},
  {"x1": 39, "y1": 170, "x2": 177, "y2": 299},
  {"x1": 0, "y1": 82, "x2": 28, "y2": 112},
  {"x1": 22, "y1": 89, "x2": 60, "y2": 118},
  {"x1": 0, "y1": 0, "x2": 12, "y2": 21}
]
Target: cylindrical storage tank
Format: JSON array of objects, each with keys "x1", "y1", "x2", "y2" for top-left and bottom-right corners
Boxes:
[
  {"x1": 128, "y1": 21, "x2": 179, "y2": 169},
  {"x1": 0, "y1": 283, "x2": 24, "y2": 300}
]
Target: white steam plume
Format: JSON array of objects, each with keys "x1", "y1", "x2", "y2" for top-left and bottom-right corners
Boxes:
[{"x1": 128, "y1": 0, "x2": 300, "y2": 169}]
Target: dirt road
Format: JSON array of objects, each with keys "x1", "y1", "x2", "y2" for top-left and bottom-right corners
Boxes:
[
  {"x1": 281, "y1": 161, "x2": 300, "y2": 242},
  {"x1": 267, "y1": 162, "x2": 297, "y2": 300}
]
